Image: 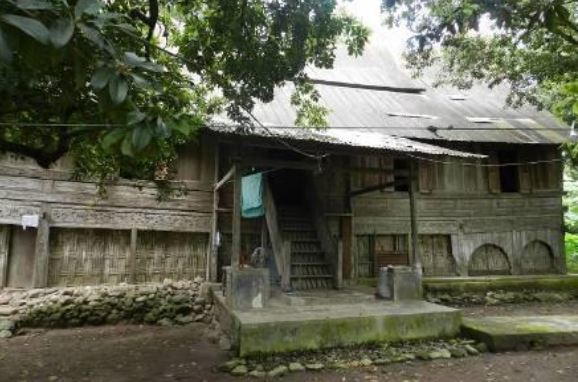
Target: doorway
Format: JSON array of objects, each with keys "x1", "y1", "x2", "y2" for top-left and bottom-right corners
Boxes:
[
  {"x1": 7, "y1": 226, "x2": 37, "y2": 288},
  {"x1": 268, "y1": 169, "x2": 307, "y2": 207}
]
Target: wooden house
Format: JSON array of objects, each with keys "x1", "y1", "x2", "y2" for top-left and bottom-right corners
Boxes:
[{"x1": 0, "y1": 42, "x2": 569, "y2": 290}]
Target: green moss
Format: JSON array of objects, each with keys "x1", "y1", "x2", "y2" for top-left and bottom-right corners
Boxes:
[
  {"x1": 424, "y1": 275, "x2": 578, "y2": 294},
  {"x1": 237, "y1": 311, "x2": 461, "y2": 357}
]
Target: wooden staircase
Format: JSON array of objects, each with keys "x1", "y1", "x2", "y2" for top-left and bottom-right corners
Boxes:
[{"x1": 278, "y1": 206, "x2": 333, "y2": 290}]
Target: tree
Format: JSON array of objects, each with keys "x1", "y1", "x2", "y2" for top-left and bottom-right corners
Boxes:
[
  {"x1": 0, "y1": 0, "x2": 369, "y2": 184},
  {"x1": 383, "y1": 1, "x2": 578, "y2": 121}
]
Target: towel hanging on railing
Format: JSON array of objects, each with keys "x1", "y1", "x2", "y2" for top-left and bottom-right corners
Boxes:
[{"x1": 241, "y1": 172, "x2": 264, "y2": 218}]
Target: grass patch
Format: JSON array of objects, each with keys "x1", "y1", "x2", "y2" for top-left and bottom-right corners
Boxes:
[{"x1": 565, "y1": 233, "x2": 578, "y2": 273}]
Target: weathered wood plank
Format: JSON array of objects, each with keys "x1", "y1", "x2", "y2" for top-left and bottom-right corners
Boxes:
[
  {"x1": 0, "y1": 225, "x2": 10, "y2": 287},
  {"x1": 231, "y1": 164, "x2": 242, "y2": 268},
  {"x1": 33, "y1": 208, "x2": 50, "y2": 288}
]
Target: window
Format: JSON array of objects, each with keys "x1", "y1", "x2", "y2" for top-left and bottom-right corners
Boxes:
[
  {"x1": 394, "y1": 159, "x2": 409, "y2": 192},
  {"x1": 355, "y1": 234, "x2": 410, "y2": 278},
  {"x1": 498, "y1": 151, "x2": 519, "y2": 193}
]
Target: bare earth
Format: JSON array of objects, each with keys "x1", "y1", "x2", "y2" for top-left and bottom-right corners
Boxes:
[{"x1": 1, "y1": 301, "x2": 577, "y2": 382}]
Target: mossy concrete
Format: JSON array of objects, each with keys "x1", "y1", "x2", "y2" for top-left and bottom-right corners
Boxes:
[
  {"x1": 424, "y1": 275, "x2": 578, "y2": 294},
  {"x1": 358, "y1": 275, "x2": 578, "y2": 294},
  {"x1": 214, "y1": 291, "x2": 461, "y2": 357},
  {"x1": 462, "y1": 316, "x2": 578, "y2": 351}
]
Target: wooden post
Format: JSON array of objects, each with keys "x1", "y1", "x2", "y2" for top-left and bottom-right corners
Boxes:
[
  {"x1": 33, "y1": 209, "x2": 50, "y2": 288},
  {"x1": 209, "y1": 142, "x2": 220, "y2": 282},
  {"x1": 336, "y1": 239, "x2": 343, "y2": 289},
  {"x1": 128, "y1": 228, "x2": 138, "y2": 284},
  {"x1": 281, "y1": 240, "x2": 291, "y2": 291},
  {"x1": 0, "y1": 225, "x2": 10, "y2": 287},
  {"x1": 408, "y1": 161, "x2": 421, "y2": 272},
  {"x1": 231, "y1": 163, "x2": 242, "y2": 269}
]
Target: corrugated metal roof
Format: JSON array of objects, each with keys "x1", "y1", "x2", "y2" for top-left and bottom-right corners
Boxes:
[
  {"x1": 207, "y1": 124, "x2": 486, "y2": 158},
  {"x1": 245, "y1": 41, "x2": 570, "y2": 144}
]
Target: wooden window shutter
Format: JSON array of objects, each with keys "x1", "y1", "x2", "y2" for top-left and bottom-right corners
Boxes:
[
  {"x1": 418, "y1": 161, "x2": 434, "y2": 193},
  {"x1": 487, "y1": 153, "x2": 501, "y2": 193}
]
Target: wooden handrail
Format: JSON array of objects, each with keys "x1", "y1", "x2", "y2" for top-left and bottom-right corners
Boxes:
[{"x1": 263, "y1": 178, "x2": 287, "y2": 282}]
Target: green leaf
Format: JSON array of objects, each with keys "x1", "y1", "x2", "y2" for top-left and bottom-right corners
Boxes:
[
  {"x1": 0, "y1": 29, "x2": 12, "y2": 62},
  {"x1": 137, "y1": 60, "x2": 165, "y2": 73},
  {"x1": 123, "y1": 51, "x2": 146, "y2": 66},
  {"x1": 127, "y1": 111, "x2": 146, "y2": 125},
  {"x1": 108, "y1": 75, "x2": 128, "y2": 104},
  {"x1": 154, "y1": 117, "x2": 170, "y2": 138},
  {"x1": 78, "y1": 23, "x2": 114, "y2": 55},
  {"x1": 12, "y1": 0, "x2": 54, "y2": 10},
  {"x1": 131, "y1": 126, "x2": 152, "y2": 150},
  {"x1": 1, "y1": 14, "x2": 50, "y2": 45},
  {"x1": 101, "y1": 128, "x2": 125, "y2": 150},
  {"x1": 572, "y1": 101, "x2": 578, "y2": 116},
  {"x1": 129, "y1": 73, "x2": 150, "y2": 88},
  {"x1": 49, "y1": 18, "x2": 74, "y2": 48},
  {"x1": 123, "y1": 52, "x2": 165, "y2": 72},
  {"x1": 75, "y1": 0, "x2": 103, "y2": 20},
  {"x1": 121, "y1": 134, "x2": 133, "y2": 156},
  {"x1": 91, "y1": 66, "x2": 113, "y2": 90}
]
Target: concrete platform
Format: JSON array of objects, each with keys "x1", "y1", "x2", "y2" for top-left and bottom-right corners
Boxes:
[
  {"x1": 462, "y1": 316, "x2": 578, "y2": 351},
  {"x1": 214, "y1": 288, "x2": 461, "y2": 357}
]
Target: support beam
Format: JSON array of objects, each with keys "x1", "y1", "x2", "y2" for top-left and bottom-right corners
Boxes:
[
  {"x1": 241, "y1": 157, "x2": 318, "y2": 172},
  {"x1": 408, "y1": 162, "x2": 421, "y2": 272},
  {"x1": 33, "y1": 208, "x2": 50, "y2": 288},
  {"x1": 0, "y1": 225, "x2": 10, "y2": 287},
  {"x1": 348, "y1": 179, "x2": 408, "y2": 198},
  {"x1": 231, "y1": 164, "x2": 242, "y2": 269},
  {"x1": 128, "y1": 228, "x2": 138, "y2": 284},
  {"x1": 214, "y1": 165, "x2": 235, "y2": 191},
  {"x1": 209, "y1": 142, "x2": 221, "y2": 282}
]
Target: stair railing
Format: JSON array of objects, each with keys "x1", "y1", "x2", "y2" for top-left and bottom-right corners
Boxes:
[
  {"x1": 263, "y1": 177, "x2": 291, "y2": 291},
  {"x1": 303, "y1": 173, "x2": 339, "y2": 288}
]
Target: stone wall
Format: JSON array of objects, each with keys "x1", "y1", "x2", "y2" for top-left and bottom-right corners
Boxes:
[{"x1": 0, "y1": 278, "x2": 213, "y2": 338}]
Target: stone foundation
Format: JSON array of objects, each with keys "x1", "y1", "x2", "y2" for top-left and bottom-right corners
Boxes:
[{"x1": 0, "y1": 278, "x2": 214, "y2": 338}]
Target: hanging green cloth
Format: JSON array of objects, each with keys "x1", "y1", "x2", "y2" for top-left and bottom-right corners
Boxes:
[{"x1": 242, "y1": 172, "x2": 264, "y2": 218}]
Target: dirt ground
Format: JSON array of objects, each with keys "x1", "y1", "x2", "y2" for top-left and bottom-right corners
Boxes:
[{"x1": 0, "y1": 301, "x2": 577, "y2": 382}]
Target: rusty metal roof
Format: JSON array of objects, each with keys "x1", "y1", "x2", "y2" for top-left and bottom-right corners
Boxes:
[
  {"x1": 208, "y1": 124, "x2": 486, "y2": 158},
  {"x1": 245, "y1": 41, "x2": 570, "y2": 144}
]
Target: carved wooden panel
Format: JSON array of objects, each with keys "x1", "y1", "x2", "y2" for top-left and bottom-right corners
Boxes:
[
  {"x1": 419, "y1": 235, "x2": 457, "y2": 276},
  {"x1": 468, "y1": 244, "x2": 511, "y2": 276},
  {"x1": 521, "y1": 241, "x2": 555, "y2": 275}
]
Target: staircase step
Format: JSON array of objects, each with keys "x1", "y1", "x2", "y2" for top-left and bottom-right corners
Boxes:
[
  {"x1": 291, "y1": 262, "x2": 327, "y2": 266},
  {"x1": 291, "y1": 275, "x2": 333, "y2": 279}
]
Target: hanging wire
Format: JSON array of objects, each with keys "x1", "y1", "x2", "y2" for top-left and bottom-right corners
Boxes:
[{"x1": 406, "y1": 153, "x2": 563, "y2": 168}]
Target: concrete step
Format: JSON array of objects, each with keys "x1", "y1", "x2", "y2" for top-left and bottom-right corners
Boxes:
[{"x1": 461, "y1": 315, "x2": 578, "y2": 351}]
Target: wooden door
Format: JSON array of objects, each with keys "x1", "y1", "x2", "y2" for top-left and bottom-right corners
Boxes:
[{"x1": 7, "y1": 227, "x2": 37, "y2": 288}]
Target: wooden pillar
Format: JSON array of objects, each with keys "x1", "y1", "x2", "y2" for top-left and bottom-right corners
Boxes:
[
  {"x1": 128, "y1": 228, "x2": 138, "y2": 283},
  {"x1": 408, "y1": 161, "x2": 421, "y2": 271},
  {"x1": 231, "y1": 164, "x2": 242, "y2": 269},
  {"x1": 33, "y1": 209, "x2": 50, "y2": 288},
  {"x1": 0, "y1": 225, "x2": 10, "y2": 287},
  {"x1": 209, "y1": 142, "x2": 220, "y2": 282},
  {"x1": 281, "y1": 240, "x2": 291, "y2": 291},
  {"x1": 336, "y1": 239, "x2": 343, "y2": 289}
]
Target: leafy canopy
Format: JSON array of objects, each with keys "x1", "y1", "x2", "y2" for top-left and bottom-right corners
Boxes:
[
  {"x1": 0, "y1": 0, "x2": 369, "y2": 183},
  {"x1": 383, "y1": 1, "x2": 578, "y2": 118}
]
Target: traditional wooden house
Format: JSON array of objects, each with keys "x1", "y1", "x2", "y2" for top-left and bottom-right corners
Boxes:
[{"x1": 0, "y1": 41, "x2": 570, "y2": 290}]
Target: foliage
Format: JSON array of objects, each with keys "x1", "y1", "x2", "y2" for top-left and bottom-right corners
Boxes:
[
  {"x1": 0, "y1": 0, "x2": 369, "y2": 185},
  {"x1": 564, "y1": 233, "x2": 578, "y2": 273},
  {"x1": 383, "y1": 1, "x2": 578, "y2": 126}
]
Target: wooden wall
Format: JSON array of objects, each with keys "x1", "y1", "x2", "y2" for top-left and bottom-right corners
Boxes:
[
  {"x1": 0, "y1": 136, "x2": 216, "y2": 288},
  {"x1": 351, "y1": 146, "x2": 565, "y2": 278}
]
